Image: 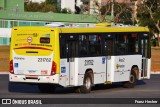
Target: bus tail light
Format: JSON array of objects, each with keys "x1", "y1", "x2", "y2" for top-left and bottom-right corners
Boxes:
[
  {"x1": 10, "y1": 60, "x2": 14, "y2": 74},
  {"x1": 51, "y1": 61, "x2": 56, "y2": 75}
]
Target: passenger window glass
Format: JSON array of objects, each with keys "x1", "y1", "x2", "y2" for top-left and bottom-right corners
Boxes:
[
  {"x1": 60, "y1": 35, "x2": 66, "y2": 58},
  {"x1": 127, "y1": 33, "x2": 138, "y2": 53},
  {"x1": 115, "y1": 34, "x2": 126, "y2": 55},
  {"x1": 79, "y1": 35, "x2": 87, "y2": 56},
  {"x1": 88, "y1": 35, "x2": 101, "y2": 56}
]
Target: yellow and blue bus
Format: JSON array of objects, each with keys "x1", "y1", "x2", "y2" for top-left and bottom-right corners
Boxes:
[{"x1": 9, "y1": 25, "x2": 151, "y2": 93}]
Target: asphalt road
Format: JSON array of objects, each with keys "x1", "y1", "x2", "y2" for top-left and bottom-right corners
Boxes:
[{"x1": 0, "y1": 74, "x2": 160, "y2": 107}]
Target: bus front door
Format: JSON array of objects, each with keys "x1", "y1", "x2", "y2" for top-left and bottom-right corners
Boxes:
[
  {"x1": 140, "y1": 34, "x2": 151, "y2": 79},
  {"x1": 67, "y1": 40, "x2": 78, "y2": 86}
]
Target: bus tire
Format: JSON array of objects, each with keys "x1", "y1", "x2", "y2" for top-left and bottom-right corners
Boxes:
[
  {"x1": 123, "y1": 71, "x2": 137, "y2": 88},
  {"x1": 79, "y1": 73, "x2": 93, "y2": 93},
  {"x1": 38, "y1": 84, "x2": 56, "y2": 93}
]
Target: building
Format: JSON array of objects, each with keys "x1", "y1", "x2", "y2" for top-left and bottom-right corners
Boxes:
[
  {"x1": 0, "y1": 0, "x2": 99, "y2": 45},
  {"x1": 89, "y1": 0, "x2": 101, "y2": 14},
  {"x1": 61, "y1": 0, "x2": 82, "y2": 13},
  {"x1": 25, "y1": 0, "x2": 83, "y2": 13}
]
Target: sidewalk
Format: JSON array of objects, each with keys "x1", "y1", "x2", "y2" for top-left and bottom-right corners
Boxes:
[
  {"x1": 151, "y1": 71, "x2": 160, "y2": 74},
  {"x1": 151, "y1": 47, "x2": 160, "y2": 49}
]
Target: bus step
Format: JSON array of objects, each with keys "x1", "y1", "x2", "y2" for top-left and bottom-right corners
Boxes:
[{"x1": 104, "y1": 81, "x2": 112, "y2": 84}]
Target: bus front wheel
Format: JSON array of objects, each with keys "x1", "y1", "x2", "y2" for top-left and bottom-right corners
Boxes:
[
  {"x1": 79, "y1": 72, "x2": 93, "y2": 93},
  {"x1": 123, "y1": 71, "x2": 137, "y2": 88}
]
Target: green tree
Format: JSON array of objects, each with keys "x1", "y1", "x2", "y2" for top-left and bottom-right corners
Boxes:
[
  {"x1": 25, "y1": 1, "x2": 58, "y2": 12},
  {"x1": 25, "y1": 2, "x2": 40, "y2": 12},
  {"x1": 81, "y1": 0, "x2": 133, "y2": 24},
  {"x1": 45, "y1": 0, "x2": 57, "y2": 5},
  {"x1": 61, "y1": 8, "x2": 72, "y2": 14},
  {"x1": 137, "y1": 0, "x2": 160, "y2": 46},
  {"x1": 40, "y1": 2, "x2": 57, "y2": 12},
  {"x1": 112, "y1": 2, "x2": 133, "y2": 24}
]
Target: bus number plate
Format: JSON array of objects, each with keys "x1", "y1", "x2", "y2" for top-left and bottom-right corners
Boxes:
[{"x1": 38, "y1": 58, "x2": 51, "y2": 62}]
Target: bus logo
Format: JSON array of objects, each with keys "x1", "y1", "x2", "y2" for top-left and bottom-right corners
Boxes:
[
  {"x1": 116, "y1": 64, "x2": 125, "y2": 69},
  {"x1": 116, "y1": 64, "x2": 119, "y2": 69},
  {"x1": 2, "y1": 99, "x2": 11, "y2": 104},
  {"x1": 27, "y1": 36, "x2": 32, "y2": 43}
]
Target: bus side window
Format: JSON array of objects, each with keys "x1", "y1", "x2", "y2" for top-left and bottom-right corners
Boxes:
[
  {"x1": 88, "y1": 34, "x2": 101, "y2": 56},
  {"x1": 127, "y1": 33, "x2": 139, "y2": 54},
  {"x1": 60, "y1": 35, "x2": 66, "y2": 58},
  {"x1": 79, "y1": 35, "x2": 87, "y2": 56},
  {"x1": 115, "y1": 34, "x2": 126, "y2": 55}
]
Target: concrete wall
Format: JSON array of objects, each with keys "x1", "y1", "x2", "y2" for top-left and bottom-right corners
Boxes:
[
  {"x1": 0, "y1": 11, "x2": 98, "y2": 23},
  {"x1": 0, "y1": 0, "x2": 5, "y2": 9},
  {"x1": 0, "y1": 28, "x2": 11, "y2": 38},
  {"x1": 0, "y1": 28, "x2": 11, "y2": 45},
  {"x1": 5, "y1": 0, "x2": 24, "y2": 12}
]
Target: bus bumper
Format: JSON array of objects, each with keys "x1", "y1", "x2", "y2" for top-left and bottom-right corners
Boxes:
[{"x1": 9, "y1": 73, "x2": 59, "y2": 84}]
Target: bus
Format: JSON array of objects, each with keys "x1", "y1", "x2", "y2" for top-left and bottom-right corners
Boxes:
[{"x1": 9, "y1": 25, "x2": 151, "y2": 93}]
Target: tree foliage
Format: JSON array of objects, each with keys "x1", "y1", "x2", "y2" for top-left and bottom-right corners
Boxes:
[
  {"x1": 45, "y1": 0, "x2": 57, "y2": 5},
  {"x1": 113, "y1": 3, "x2": 132, "y2": 24},
  {"x1": 81, "y1": 0, "x2": 133, "y2": 24},
  {"x1": 137, "y1": 0, "x2": 160, "y2": 34},
  {"x1": 61, "y1": 8, "x2": 72, "y2": 14},
  {"x1": 137, "y1": 0, "x2": 160, "y2": 46},
  {"x1": 25, "y1": 1, "x2": 58, "y2": 12}
]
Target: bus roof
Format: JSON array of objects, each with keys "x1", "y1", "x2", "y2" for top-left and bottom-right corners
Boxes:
[
  {"x1": 12, "y1": 26, "x2": 149, "y2": 34},
  {"x1": 59, "y1": 27, "x2": 149, "y2": 33}
]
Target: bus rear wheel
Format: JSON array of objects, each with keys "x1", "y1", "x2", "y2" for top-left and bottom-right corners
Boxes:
[
  {"x1": 38, "y1": 84, "x2": 56, "y2": 93},
  {"x1": 123, "y1": 71, "x2": 137, "y2": 88},
  {"x1": 79, "y1": 73, "x2": 93, "y2": 93}
]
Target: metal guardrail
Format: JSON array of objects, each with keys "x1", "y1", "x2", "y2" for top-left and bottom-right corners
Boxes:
[{"x1": 0, "y1": 37, "x2": 10, "y2": 45}]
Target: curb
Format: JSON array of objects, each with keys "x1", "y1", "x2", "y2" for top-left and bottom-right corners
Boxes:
[
  {"x1": 151, "y1": 72, "x2": 160, "y2": 74},
  {"x1": 0, "y1": 72, "x2": 9, "y2": 74},
  {"x1": 0, "y1": 71, "x2": 160, "y2": 74}
]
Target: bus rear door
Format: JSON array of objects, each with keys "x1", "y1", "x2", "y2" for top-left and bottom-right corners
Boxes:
[
  {"x1": 140, "y1": 33, "x2": 151, "y2": 79},
  {"x1": 66, "y1": 37, "x2": 79, "y2": 86},
  {"x1": 104, "y1": 34, "x2": 114, "y2": 82}
]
